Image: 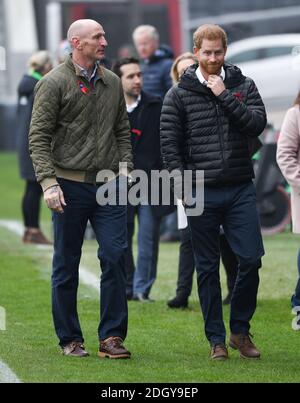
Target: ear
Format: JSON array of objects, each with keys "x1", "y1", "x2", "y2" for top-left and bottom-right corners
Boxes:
[
  {"x1": 71, "y1": 37, "x2": 82, "y2": 50},
  {"x1": 193, "y1": 46, "x2": 199, "y2": 55}
]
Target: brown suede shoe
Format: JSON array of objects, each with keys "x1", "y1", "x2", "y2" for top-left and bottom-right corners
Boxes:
[
  {"x1": 23, "y1": 229, "x2": 52, "y2": 245},
  {"x1": 62, "y1": 341, "x2": 89, "y2": 357},
  {"x1": 98, "y1": 337, "x2": 131, "y2": 359},
  {"x1": 210, "y1": 344, "x2": 229, "y2": 361},
  {"x1": 229, "y1": 334, "x2": 261, "y2": 359}
]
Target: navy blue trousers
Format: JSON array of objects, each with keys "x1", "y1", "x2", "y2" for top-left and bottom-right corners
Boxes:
[
  {"x1": 188, "y1": 181, "x2": 264, "y2": 346},
  {"x1": 52, "y1": 178, "x2": 128, "y2": 346}
]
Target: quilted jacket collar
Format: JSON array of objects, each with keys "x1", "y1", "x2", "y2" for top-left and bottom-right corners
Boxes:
[
  {"x1": 179, "y1": 62, "x2": 246, "y2": 94},
  {"x1": 65, "y1": 55, "x2": 108, "y2": 85}
]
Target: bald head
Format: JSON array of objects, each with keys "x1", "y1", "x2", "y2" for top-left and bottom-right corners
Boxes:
[
  {"x1": 67, "y1": 19, "x2": 102, "y2": 44},
  {"x1": 67, "y1": 19, "x2": 107, "y2": 64}
]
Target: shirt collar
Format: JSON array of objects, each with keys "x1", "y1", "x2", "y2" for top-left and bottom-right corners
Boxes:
[
  {"x1": 73, "y1": 61, "x2": 99, "y2": 82},
  {"x1": 127, "y1": 94, "x2": 142, "y2": 113},
  {"x1": 196, "y1": 66, "x2": 225, "y2": 86}
]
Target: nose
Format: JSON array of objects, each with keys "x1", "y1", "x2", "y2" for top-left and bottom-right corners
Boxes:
[
  {"x1": 100, "y1": 37, "x2": 108, "y2": 47},
  {"x1": 134, "y1": 75, "x2": 141, "y2": 84},
  {"x1": 209, "y1": 53, "x2": 216, "y2": 62}
]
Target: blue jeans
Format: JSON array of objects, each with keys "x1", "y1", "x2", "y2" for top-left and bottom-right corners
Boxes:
[
  {"x1": 125, "y1": 205, "x2": 160, "y2": 297},
  {"x1": 291, "y1": 249, "x2": 300, "y2": 308},
  {"x1": 52, "y1": 178, "x2": 128, "y2": 346},
  {"x1": 188, "y1": 182, "x2": 264, "y2": 346}
]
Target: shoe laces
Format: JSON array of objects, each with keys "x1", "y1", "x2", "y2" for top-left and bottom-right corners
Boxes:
[
  {"x1": 212, "y1": 343, "x2": 227, "y2": 353},
  {"x1": 70, "y1": 341, "x2": 85, "y2": 351},
  {"x1": 112, "y1": 337, "x2": 123, "y2": 346},
  {"x1": 239, "y1": 333, "x2": 254, "y2": 347},
  {"x1": 105, "y1": 336, "x2": 123, "y2": 348}
]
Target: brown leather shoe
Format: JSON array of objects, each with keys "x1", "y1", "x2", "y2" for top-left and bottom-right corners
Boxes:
[
  {"x1": 23, "y1": 229, "x2": 52, "y2": 245},
  {"x1": 98, "y1": 337, "x2": 131, "y2": 359},
  {"x1": 229, "y1": 333, "x2": 260, "y2": 359},
  {"x1": 210, "y1": 344, "x2": 228, "y2": 361},
  {"x1": 62, "y1": 341, "x2": 89, "y2": 357}
]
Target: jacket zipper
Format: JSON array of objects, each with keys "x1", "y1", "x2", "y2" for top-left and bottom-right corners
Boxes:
[{"x1": 215, "y1": 102, "x2": 226, "y2": 169}]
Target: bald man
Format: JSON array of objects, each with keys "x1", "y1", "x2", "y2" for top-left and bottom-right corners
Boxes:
[{"x1": 29, "y1": 19, "x2": 133, "y2": 359}]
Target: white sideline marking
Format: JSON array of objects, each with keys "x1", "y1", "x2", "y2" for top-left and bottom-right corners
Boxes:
[
  {"x1": 0, "y1": 361, "x2": 21, "y2": 383},
  {"x1": 0, "y1": 219, "x2": 23, "y2": 236},
  {"x1": 0, "y1": 220, "x2": 99, "y2": 291},
  {"x1": 0, "y1": 220, "x2": 100, "y2": 383}
]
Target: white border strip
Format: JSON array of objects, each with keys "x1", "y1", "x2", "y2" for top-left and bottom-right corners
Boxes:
[
  {"x1": 0, "y1": 220, "x2": 100, "y2": 383},
  {"x1": 0, "y1": 219, "x2": 23, "y2": 236},
  {"x1": 0, "y1": 220, "x2": 23, "y2": 383},
  {"x1": 0, "y1": 220, "x2": 99, "y2": 291},
  {"x1": 0, "y1": 361, "x2": 21, "y2": 383}
]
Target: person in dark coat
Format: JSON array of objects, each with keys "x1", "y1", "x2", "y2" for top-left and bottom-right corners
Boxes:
[
  {"x1": 132, "y1": 25, "x2": 173, "y2": 99},
  {"x1": 133, "y1": 25, "x2": 179, "y2": 242},
  {"x1": 160, "y1": 24, "x2": 266, "y2": 360},
  {"x1": 166, "y1": 52, "x2": 238, "y2": 309},
  {"x1": 17, "y1": 51, "x2": 52, "y2": 244},
  {"x1": 112, "y1": 57, "x2": 168, "y2": 301}
]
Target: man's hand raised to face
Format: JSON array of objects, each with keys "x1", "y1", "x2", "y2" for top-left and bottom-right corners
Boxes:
[
  {"x1": 44, "y1": 185, "x2": 67, "y2": 213},
  {"x1": 207, "y1": 75, "x2": 226, "y2": 97}
]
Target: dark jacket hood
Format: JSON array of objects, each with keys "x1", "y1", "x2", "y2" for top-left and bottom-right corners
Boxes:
[
  {"x1": 147, "y1": 44, "x2": 174, "y2": 63},
  {"x1": 18, "y1": 74, "x2": 39, "y2": 97},
  {"x1": 179, "y1": 63, "x2": 246, "y2": 94}
]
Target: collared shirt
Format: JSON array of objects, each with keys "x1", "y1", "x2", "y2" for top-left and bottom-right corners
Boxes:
[
  {"x1": 196, "y1": 66, "x2": 225, "y2": 86},
  {"x1": 126, "y1": 94, "x2": 142, "y2": 114},
  {"x1": 73, "y1": 61, "x2": 100, "y2": 84}
]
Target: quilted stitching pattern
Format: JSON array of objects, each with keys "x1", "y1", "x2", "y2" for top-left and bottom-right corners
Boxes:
[{"x1": 29, "y1": 58, "x2": 133, "y2": 182}]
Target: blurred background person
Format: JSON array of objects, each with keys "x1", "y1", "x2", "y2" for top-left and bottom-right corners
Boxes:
[
  {"x1": 277, "y1": 90, "x2": 300, "y2": 325},
  {"x1": 112, "y1": 57, "x2": 164, "y2": 302},
  {"x1": 170, "y1": 52, "x2": 198, "y2": 84},
  {"x1": 117, "y1": 44, "x2": 137, "y2": 60},
  {"x1": 167, "y1": 52, "x2": 238, "y2": 309},
  {"x1": 133, "y1": 25, "x2": 178, "y2": 242},
  {"x1": 16, "y1": 51, "x2": 53, "y2": 245},
  {"x1": 168, "y1": 52, "x2": 198, "y2": 307},
  {"x1": 133, "y1": 24, "x2": 173, "y2": 99}
]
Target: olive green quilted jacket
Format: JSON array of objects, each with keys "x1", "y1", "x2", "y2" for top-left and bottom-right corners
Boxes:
[{"x1": 29, "y1": 56, "x2": 133, "y2": 190}]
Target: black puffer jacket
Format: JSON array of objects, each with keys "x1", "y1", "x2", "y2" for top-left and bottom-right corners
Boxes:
[{"x1": 160, "y1": 63, "x2": 267, "y2": 186}]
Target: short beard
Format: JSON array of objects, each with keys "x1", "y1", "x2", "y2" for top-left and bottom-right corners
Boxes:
[
  {"x1": 127, "y1": 91, "x2": 140, "y2": 99},
  {"x1": 200, "y1": 61, "x2": 222, "y2": 76}
]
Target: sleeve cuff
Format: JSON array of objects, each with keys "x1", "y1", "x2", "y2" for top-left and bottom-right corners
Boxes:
[
  {"x1": 40, "y1": 177, "x2": 58, "y2": 192},
  {"x1": 217, "y1": 89, "x2": 228, "y2": 101}
]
